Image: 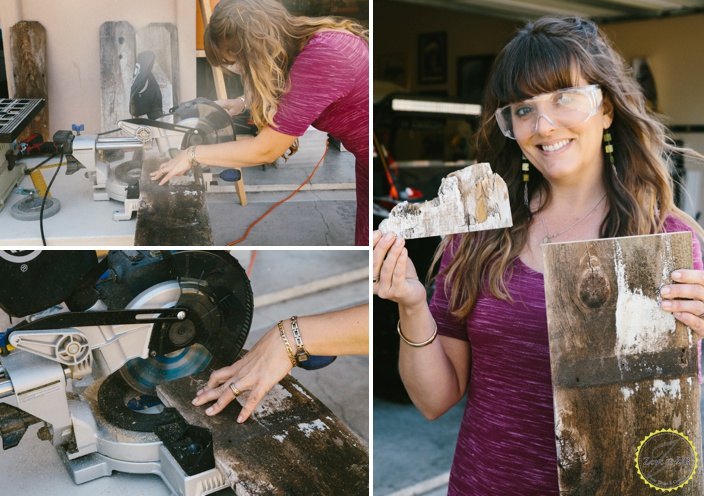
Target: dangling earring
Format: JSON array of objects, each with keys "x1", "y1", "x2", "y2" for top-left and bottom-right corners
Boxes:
[
  {"x1": 604, "y1": 130, "x2": 617, "y2": 177},
  {"x1": 521, "y1": 154, "x2": 530, "y2": 208}
]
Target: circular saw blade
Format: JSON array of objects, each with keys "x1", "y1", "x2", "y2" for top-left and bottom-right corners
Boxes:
[{"x1": 120, "y1": 251, "x2": 253, "y2": 393}]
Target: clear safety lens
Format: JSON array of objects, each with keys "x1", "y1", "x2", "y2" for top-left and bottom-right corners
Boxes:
[{"x1": 495, "y1": 85, "x2": 602, "y2": 140}]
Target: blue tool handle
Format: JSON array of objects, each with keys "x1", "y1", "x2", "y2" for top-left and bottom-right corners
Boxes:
[{"x1": 298, "y1": 355, "x2": 337, "y2": 370}]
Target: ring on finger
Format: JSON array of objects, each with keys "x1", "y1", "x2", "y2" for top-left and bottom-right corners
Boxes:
[{"x1": 229, "y1": 383, "x2": 242, "y2": 398}]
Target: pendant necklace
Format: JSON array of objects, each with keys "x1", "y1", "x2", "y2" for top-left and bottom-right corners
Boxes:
[{"x1": 538, "y1": 192, "x2": 607, "y2": 244}]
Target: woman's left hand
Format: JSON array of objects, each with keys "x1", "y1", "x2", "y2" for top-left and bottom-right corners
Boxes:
[
  {"x1": 191, "y1": 325, "x2": 294, "y2": 423},
  {"x1": 660, "y1": 269, "x2": 704, "y2": 338},
  {"x1": 149, "y1": 150, "x2": 192, "y2": 186}
]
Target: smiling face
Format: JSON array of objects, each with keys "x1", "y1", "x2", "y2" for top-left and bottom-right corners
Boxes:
[{"x1": 516, "y1": 75, "x2": 613, "y2": 187}]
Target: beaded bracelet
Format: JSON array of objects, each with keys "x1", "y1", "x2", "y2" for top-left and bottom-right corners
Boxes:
[
  {"x1": 277, "y1": 320, "x2": 297, "y2": 367},
  {"x1": 397, "y1": 319, "x2": 438, "y2": 348}
]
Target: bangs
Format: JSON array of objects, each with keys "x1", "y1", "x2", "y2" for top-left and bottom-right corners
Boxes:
[{"x1": 491, "y1": 33, "x2": 579, "y2": 104}]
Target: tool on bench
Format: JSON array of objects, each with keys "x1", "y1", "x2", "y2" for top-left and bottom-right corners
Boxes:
[
  {"x1": 0, "y1": 250, "x2": 339, "y2": 495},
  {"x1": 0, "y1": 98, "x2": 46, "y2": 213},
  {"x1": 0, "y1": 251, "x2": 251, "y2": 495}
]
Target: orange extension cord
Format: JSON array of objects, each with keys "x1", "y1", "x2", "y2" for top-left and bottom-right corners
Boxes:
[{"x1": 227, "y1": 143, "x2": 330, "y2": 246}]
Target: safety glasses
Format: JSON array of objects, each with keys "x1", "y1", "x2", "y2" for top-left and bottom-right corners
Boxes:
[{"x1": 495, "y1": 85, "x2": 603, "y2": 140}]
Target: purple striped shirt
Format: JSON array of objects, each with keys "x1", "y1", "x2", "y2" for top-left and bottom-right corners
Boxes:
[
  {"x1": 274, "y1": 31, "x2": 369, "y2": 245},
  {"x1": 429, "y1": 216, "x2": 702, "y2": 495}
]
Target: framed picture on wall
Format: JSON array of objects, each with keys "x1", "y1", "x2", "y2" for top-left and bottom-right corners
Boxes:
[
  {"x1": 457, "y1": 55, "x2": 494, "y2": 102},
  {"x1": 418, "y1": 32, "x2": 447, "y2": 85}
]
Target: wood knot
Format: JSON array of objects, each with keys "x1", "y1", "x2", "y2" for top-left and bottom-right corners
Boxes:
[{"x1": 578, "y1": 265, "x2": 610, "y2": 308}]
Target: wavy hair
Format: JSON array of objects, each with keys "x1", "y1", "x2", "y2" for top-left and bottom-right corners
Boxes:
[
  {"x1": 205, "y1": 0, "x2": 367, "y2": 148},
  {"x1": 435, "y1": 16, "x2": 703, "y2": 320}
]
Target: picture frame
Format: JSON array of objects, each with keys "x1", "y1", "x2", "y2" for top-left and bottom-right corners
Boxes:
[
  {"x1": 456, "y1": 55, "x2": 495, "y2": 103},
  {"x1": 418, "y1": 32, "x2": 447, "y2": 85},
  {"x1": 378, "y1": 52, "x2": 408, "y2": 87}
]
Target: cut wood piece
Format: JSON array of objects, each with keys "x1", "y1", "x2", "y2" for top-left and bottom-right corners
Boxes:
[
  {"x1": 157, "y1": 367, "x2": 368, "y2": 495},
  {"x1": 378, "y1": 163, "x2": 512, "y2": 239},
  {"x1": 9, "y1": 21, "x2": 49, "y2": 141},
  {"x1": 136, "y1": 23, "x2": 179, "y2": 113},
  {"x1": 135, "y1": 158, "x2": 213, "y2": 245},
  {"x1": 543, "y1": 232, "x2": 703, "y2": 495},
  {"x1": 100, "y1": 21, "x2": 136, "y2": 132}
]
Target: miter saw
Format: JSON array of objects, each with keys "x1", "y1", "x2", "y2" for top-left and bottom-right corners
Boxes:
[
  {"x1": 0, "y1": 250, "x2": 253, "y2": 495},
  {"x1": 62, "y1": 97, "x2": 239, "y2": 221}
]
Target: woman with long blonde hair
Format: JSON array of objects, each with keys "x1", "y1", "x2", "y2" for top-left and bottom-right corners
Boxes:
[
  {"x1": 152, "y1": 0, "x2": 369, "y2": 245},
  {"x1": 374, "y1": 16, "x2": 704, "y2": 494}
]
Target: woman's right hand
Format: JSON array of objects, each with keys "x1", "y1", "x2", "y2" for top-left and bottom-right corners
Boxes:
[
  {"x1": 215, "y1": 98, "x2": 246, "y2": 116},
  {"x1": 373, "y1": 230, "x2": 427, "y2": 309}
]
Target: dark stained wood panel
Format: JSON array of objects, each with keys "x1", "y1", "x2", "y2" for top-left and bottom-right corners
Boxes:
[{"x1": 157, "y1": 366, "x2": 368, "y2": 495}]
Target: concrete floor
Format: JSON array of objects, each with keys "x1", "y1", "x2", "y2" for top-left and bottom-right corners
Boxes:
[
  {"x1": 0, "y1": 250, "x2": 368, "y2": 495},
  {"x1": 207, "y1": 128, "x2": 359, "y2": 246}
]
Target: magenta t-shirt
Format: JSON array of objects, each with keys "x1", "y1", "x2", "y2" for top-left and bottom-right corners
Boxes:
[
  {"x1": 274, "y1": 31, "x2": 369, "y2": 245},
  {"x1": 429, "y1": 216, "x2": 703, "y2": 495}
]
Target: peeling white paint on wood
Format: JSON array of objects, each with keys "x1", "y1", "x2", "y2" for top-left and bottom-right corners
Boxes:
[
  {"x1": 378, "y1": 163, "x2": 513, "y2": 239},
  {"x1": 252, "y1": 384, "x2": 293, "y2": 418},
  {"x1": 621, "y1": 386, "x2": 634, "y2": 400},
  {"x1": 613, "y1": 243, "x2": 676, "y2": 357},
  {"x1": 651, "y1": 379, "x2": 682, "y2": 401},
  {"x1": 298, "y1": 418, "x2": 329, "y2": 437}
]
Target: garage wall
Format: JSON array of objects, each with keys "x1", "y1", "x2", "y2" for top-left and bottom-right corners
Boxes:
[
  {"x1": 373, "y1": 0, "x2": 518, "y2": 98},
  {"x1": 374, "y1": 2, "x2": 704, "y2": 220},
  {"x1": 0, "y1": 0, "x2": 196, "y2": 135}
]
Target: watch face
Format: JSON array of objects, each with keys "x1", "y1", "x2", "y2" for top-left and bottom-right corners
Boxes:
[{"x1": 296, "y1": 350, "x2": 310, "y2": 362}]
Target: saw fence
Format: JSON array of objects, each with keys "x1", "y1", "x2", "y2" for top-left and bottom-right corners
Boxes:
[{"x1": 543, "y1": 232, "x2": 703, "y2": 495}]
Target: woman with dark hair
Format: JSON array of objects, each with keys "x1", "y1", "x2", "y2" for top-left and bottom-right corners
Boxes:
[
  {"x1": 374, "y1": 17, "x2": 704, "y2": 494},
  {"x1": 151, "y1": 0, "x2": 369, "y2": 245}
]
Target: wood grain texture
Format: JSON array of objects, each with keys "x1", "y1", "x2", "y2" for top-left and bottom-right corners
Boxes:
[
  {"x1": 135, "y1": 158, "x2": 213, "y2": 245},
  {"x1": 543, "y1": 233, "x2": 703, "y2": 495},
  {"x1": 100, "y1": 21, "x2": 135, "y2": 132},
  {"x1": 9, "y1": 21, "x2": 49, "y2": 140},
  {"x1": 137, "y1": 23, "x2": 179, "y2": 112},
  {"x1": 157, "y1": 366, "x2": 368, "y2": 495},
  {"x1": 378, "y1": 163, "x2": 512, "y2": 239}
]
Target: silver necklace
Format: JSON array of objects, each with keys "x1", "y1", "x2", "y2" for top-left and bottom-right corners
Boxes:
[{"x1": 538, "y1": 192, "x2": 607, "y2": 244}]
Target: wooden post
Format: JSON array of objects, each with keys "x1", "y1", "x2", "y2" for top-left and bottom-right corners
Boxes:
[
  {"x1": 198, "y1": 0, "x2": 247, "y2": 207},
  {"x1": 9, "y1": 21, "x2": 49, "y2": 141},
  {"x1": 157, "y1": 366, "x2": 368, "y2": 494},
  {"x1": 543, "y1": 232, "x2": 703, "y2": 495}
]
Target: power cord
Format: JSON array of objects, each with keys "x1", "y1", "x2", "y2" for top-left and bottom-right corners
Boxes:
[
  {"x1": 40, "y1": 153, "x2": 64, "y2": 246},
  {"x1": 226, "y1": 143, "x2": 329, "y2": 246}
]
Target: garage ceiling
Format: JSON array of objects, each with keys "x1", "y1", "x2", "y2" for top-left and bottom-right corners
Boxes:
[{"x1": 391, "y1": 0, "x2": 704, "y2": 23}]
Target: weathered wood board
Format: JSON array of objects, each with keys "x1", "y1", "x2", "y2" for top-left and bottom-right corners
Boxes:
[
  {"x1": 543, "y1": 233, "x2": 703, "y2": 495},
  {"x1": 157, "y1": 369, "x2": 369, "y2": 495},
  {"x1": 100, "y1": 22, "x2": 179, "y2": 131},
  {"x1": 135, "y1": 158, "x2": 213, "y2": 245},
  {"x1": 100, "y1": 21, "x2": 136, "y2": 132},
  {"x1": 136, "y1": 23, "x2": 179, "y2": 113},
  {"x1": 9, "y1": 21, "x2": 49, "y2": 141},
  {"x1": 378, "y1": 163, "x2": 512, "y2": 239}
]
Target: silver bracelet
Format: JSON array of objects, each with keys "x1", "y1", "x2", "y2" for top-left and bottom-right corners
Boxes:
[
  {"x1": 397, "y1": 319, "x2": 437, "y2": 347},
  {"x1": 290, "y1": 316, "x2": 310, "y2": 364}
]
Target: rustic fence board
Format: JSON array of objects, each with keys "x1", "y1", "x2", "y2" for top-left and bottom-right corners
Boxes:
[
  {"x1": 9, "y1": 21, "x2": 49, "y2": 140},
  {"x1": 135, "y1": 158, "x2": 213, "y2": 245},
  {"x1": 543, "y1": 232, "x2": 703, "y2": 495},
  {"x1": 136, "y1": 22, "x2": 179, "y2": 113},
  {"x1": 157, "y1": 366, "x2": 368, "y2": 495},
  {"x1": 99, "y1": 21, "x2": 135, "y2": 132}
]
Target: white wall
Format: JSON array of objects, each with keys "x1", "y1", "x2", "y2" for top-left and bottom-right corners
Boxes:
[{"x1": 0, "y1": 0, "x2": 196, "y2": 134}]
